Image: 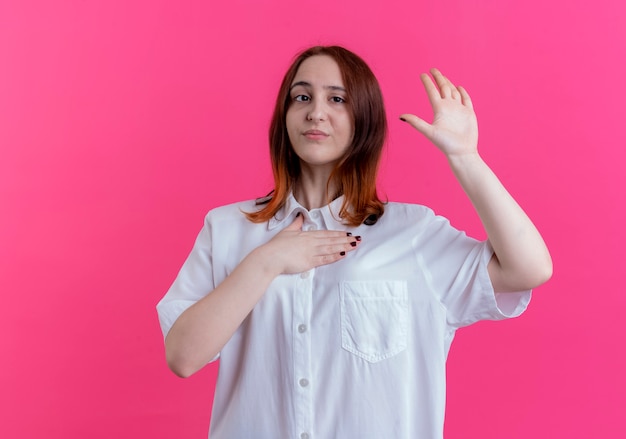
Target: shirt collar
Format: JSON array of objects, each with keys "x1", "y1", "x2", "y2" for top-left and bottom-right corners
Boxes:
[{"x1": 267, "y1": 192, "x2": 347, "y2": 231}]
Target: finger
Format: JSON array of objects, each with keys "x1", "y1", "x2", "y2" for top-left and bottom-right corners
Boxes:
[
  {"x1": 430, "y1": 68, "x2": 454, "y2": 98},
  {"x1": 306, "y1": 230, "x2": 358, "y2": 240},
  {"x1": 429, "y1": 68, "x2": 450, "y2": 98},
  {"x1": 399, "y1": 113, "x2": 433, "y2": 138},
  {"x1": 314, "y1": 253, "x2": 346, "y2": 266},
  {"x1": 309, "y1": 234, "x2": 358, "y2": 250},
  {"x1": 308, "y1": 235, "x2": 360, "y2": 263},
  {"x1": 284, "y1": 213, "x2": 304, "y2": 231},
  {"x1": 317, "y1": 241, "x2": 360, "y2": 262},
  {"x1": 457, "y1": 85, "x2": 473, "y2": 109},
  {"x1": 324, "y1": 236, "x2": 360, "y2": 252},
  {"x1": 419, "y1": 72, "x2": 443, "y2": 106}
]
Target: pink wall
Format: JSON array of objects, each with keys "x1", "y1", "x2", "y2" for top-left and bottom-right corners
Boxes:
[{"x1": 1, "y1": 0, "x2": 624, "y2": 437}]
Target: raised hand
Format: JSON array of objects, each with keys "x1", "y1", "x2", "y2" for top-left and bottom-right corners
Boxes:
[
  {"x1": 400, "y1": 68, "x2": 478, "y2": 158},
  {"x1": 261, "y1": 214, "x2": 360, "y2": 276}
]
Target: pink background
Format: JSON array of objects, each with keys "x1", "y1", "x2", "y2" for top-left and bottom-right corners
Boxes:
[{"x1": 1, "y1": 0, "x2": 624, "y2": 437}]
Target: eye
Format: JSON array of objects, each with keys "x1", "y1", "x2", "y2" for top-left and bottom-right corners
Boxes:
[
  {"x1": 331, "y1": 96, "x2": 346, "y2": 103},
  {"x1": 293, "y1": 94, "x2": 310, "y2": 102}
]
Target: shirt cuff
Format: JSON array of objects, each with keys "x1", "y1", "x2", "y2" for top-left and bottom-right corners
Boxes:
[
  {"x1": 156, "y1": 299, "x2": 196, "y2": 339},
  {"x1": 481, "y1": 241, "x2": 532, "y2": 321}
]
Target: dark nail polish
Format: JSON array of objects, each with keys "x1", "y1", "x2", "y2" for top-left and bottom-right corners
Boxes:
[
  {"x1": 355, "y1": 236, "x2": 362, "y2": 241},
  {"x1": 350, "y1": 241, "x2": 357, "y2": 247},
  {"x1": 346, "y1": 232, "x2": 352, "y2": 236},
  {"x1": 399, "y1": 116, "x2": 407, "y2": 122},
  {"x1": 340, "y1": 251, "x2": 346, "y2": 256}
]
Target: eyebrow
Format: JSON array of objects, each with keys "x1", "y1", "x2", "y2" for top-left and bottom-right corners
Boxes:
[{"x1": 289, "y1": 81, "x2": 346, "y2": 92}]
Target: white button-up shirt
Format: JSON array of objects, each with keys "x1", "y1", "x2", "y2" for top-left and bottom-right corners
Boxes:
[{"x1": 157, "y1": 194, "x2": 531, "y2": 439}]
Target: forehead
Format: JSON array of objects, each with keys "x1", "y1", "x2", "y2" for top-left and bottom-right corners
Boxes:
[{"x1": 291, "y1": 55, "x2": 344, "y2": 87}]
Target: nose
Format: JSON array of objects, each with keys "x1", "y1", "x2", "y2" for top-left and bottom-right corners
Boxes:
[{"x1": 306, "y1": 99, "x2": 327, "y2": 122}]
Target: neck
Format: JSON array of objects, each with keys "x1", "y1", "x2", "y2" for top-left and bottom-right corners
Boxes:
[{"x1": 293, "y1": 165, "x2": 338, "y2": 210}]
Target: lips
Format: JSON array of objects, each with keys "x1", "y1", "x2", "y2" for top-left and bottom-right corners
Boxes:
[{"x1": 303, "y1": 129, "x2": 329, "y2": 140}]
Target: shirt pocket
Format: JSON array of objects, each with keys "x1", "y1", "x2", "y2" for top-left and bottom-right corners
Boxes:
[{"x1": 339, "y1": 280, "x2": 409, "y2": 363}]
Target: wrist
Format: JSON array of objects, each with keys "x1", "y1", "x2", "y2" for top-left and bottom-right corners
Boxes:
[
  {"x1": 247, "y1": 245, "x2": 282, "y2": 279},
  {"x1": 446, "y1": 151, "x2": 484, "y2": 171}
]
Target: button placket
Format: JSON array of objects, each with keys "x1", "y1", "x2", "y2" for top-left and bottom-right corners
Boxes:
[
  {"x1": 293, "y1": 257, "x2": 313, "y2": 438},
  {"x1": 293, "y1": 210, "x2": 324, "y2": 438}
]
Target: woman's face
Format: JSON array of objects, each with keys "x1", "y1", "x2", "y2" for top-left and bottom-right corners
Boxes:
[{"x1": 286, "y1": 55, "x2": 353, "y2": 174}]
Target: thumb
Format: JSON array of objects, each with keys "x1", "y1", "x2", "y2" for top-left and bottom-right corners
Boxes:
[
  {"x1": 284, "y1": 212, "x2": 304, "y2": 231},
  {"x1": 399, "y1": 113, "x2": 433, "y2": 139}
]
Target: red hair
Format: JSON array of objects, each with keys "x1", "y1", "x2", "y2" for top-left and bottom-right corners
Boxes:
[{"x1": 246, "y1": 46, "x2": 387, "y2": 226}]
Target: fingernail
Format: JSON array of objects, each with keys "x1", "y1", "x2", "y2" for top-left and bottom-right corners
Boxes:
[
  {"x1": 296, "y1": 212, "x2": 301, "y2": 217},
  {"x1": 346, "y1": 232, "x2": 352, "y2": 236},
  {"x1": 399, "y1": 117, "x2": 407, "y2": 122},
  {"x1": 340, "y1": 251, "x2": 346, "y2": 256},
  {"x1": 355, "y1": 236, "x2": 362, "y2": 241},
  {"x1": 350, "y1": 241, "x2": 357, "y2": 247}
]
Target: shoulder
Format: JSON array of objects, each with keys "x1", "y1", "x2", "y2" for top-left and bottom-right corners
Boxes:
[
  {"x1": 381, "y1": 201, "x2": 439, "y2": 224},
  {"x1": 378, "y1": 201, "x2": 458, "y2": 236},
  {"x1": 381, "y1": 201, "x2": 483, "y2": 260},
  {"x1": 204, "y1": 199, "x2": 261, "y2": 225}
]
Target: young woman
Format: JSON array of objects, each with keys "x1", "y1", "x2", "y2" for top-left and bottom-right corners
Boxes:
[{"x1": 157, "y1": 45, "x2": 552, "y2": 439}]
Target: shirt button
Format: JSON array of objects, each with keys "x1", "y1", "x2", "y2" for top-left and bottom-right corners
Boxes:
[
  {"x1": 300, "y1": 271, "x2": 310, "y2": 279},
  {"x1": 298, "y1": 324, "x2": 307, "y2": 333},
  {"x1": 299, "y1": 378, "x2": 309, "y2": 387},
  {"x1": 300, "y1": 433, "x2": 310, "y2": 439}
]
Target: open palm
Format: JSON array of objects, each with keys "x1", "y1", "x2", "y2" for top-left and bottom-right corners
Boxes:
[{"x1": 400, "y1": 68, "x2": 479, "y2": 157}]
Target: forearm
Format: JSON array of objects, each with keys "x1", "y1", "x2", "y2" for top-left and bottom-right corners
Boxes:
[
  {"x1": 164, "y1": 246, "x2": 279, "y2": 378},
  {"x1": 447, "y1": 152, "x2": 552, "y2": 292}
]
